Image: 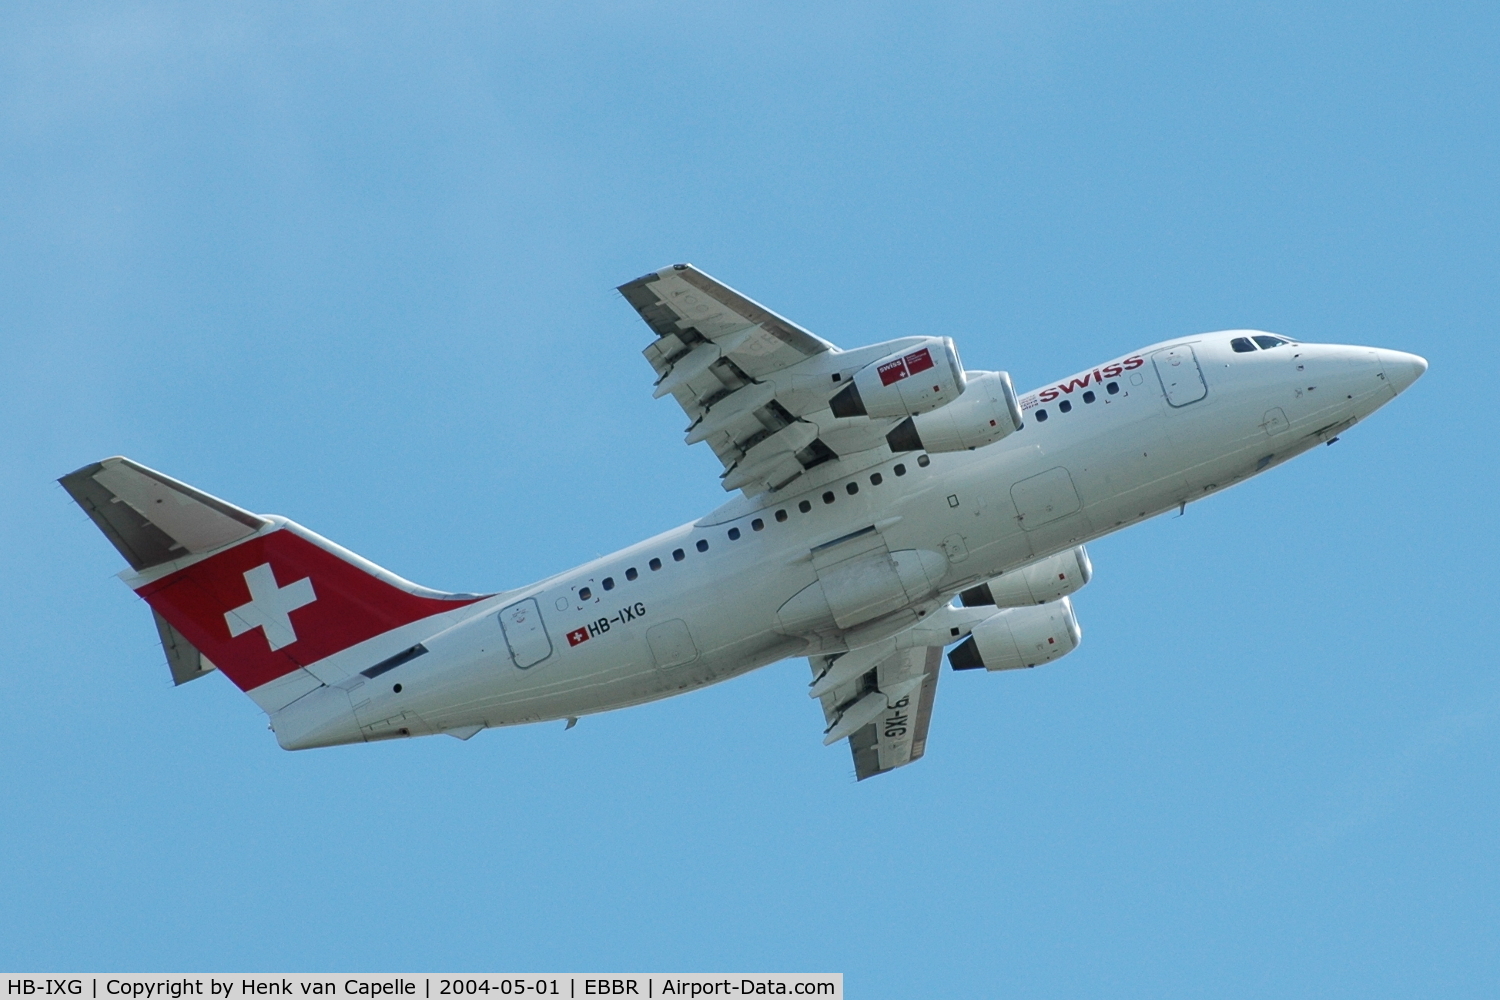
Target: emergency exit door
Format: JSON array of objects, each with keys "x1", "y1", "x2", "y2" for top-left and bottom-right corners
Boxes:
[
  {"x1": 1153, "y1": 345, "x2": 1208, "y2": 407},
  {"x1": 499, "y1": 598, "x2": 553, "y2": 669}
]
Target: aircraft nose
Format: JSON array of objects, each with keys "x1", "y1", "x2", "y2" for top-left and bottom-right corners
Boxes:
[{"x1": 1379, "y1": 350, "x2": 1428, "y2": 394}]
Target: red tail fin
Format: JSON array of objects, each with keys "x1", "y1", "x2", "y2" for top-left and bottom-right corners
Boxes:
[
  {"x1": 135, "y1": 526, "x2": 484, "y2": 691},
  {"x1": 62, "y1": 457, "x2": 486, "y2": 695}
]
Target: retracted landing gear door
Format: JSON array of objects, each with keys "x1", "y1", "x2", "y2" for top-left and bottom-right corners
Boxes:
[{"x1": 499, "y1": 597, "x2": 553, "y2": 669}]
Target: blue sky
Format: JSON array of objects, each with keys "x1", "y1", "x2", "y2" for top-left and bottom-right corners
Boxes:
[{"x1": 3, "y1": 2, "x2": 1497, "y2": 995}]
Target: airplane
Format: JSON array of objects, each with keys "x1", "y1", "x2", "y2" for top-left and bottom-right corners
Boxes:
[{"x1": 60, "y1": 264, "x2": 1428, "y2": 779}]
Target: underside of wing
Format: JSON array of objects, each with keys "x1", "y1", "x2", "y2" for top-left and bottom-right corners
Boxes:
[
  {"x1": 619, "y1": 265, "x2": 964, "y2": 500},
  {"x1": 619, "y1": 264, "x2": 834, "y2": 376},
  {"x1": 812, "y1": 644, "x2": 943, "y2": 781},
  {"x1": 619, "y1": 264, "x2": 848, "y2": 494},
  {"x1": 618, "y1": 264, "x2": 1022, "y2": 500}
]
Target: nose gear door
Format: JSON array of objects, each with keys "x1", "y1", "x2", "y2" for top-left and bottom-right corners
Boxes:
[{"x1": 1153, "y1": 345, "x2": 1208, "y2": 406}]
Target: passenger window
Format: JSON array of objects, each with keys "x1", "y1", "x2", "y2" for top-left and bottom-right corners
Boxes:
[
  {"x1": 776, "y1": 509, "x2": 788, "y2": 522},
  {"x1": 822, "y1": 491, "x2": 835, "y2": 504},
  {"x1": 870, "y1": 473, "x2": 883, "y2": 486},
  {"x1": 752, "y1": 518, "x2": 765, "y2": 531},
  {"x1": 1083, "y1": 390, "x2": 1095, "y2": 403},
  {"x1": 1253, "y1": 335, "x2": 1288, "y2": 350},
  {"x1": 1059, "y1": 400, "x2": 1072, "y2": 413},
  {"x1": 1035, "y1": 409, "x2": 1048, "y2": 421},
  {"x1": 602, "y1": 578, "x2": 614, "y2": 591},
  {"x1": 579, "y1": 587, "x2": 592, "y2": 601},
  {"x1": 917, "y1": 455, "x2": 930, "y2": 467},
  {"x1": 798, "y1": 500, "x2": 812, "y2": 513},
  {"x1": 728, "y1": 527, "x2": 740, "y2": 540},
  {"x1": 649, "y1": 558, "x2": 662, "y2": 571},
  {"x1": 1231, "y1": 337, "x2": 1257, "y2": 353},
  {"x1": 894, "y1": 463, "x2": 907, "y2": 476},
  {"x1": 626, "y1": 567, "x2": 638, "y2": 581},
  {"x1": 696, "y1": 539, "x2": 709, "y2": 552},
  {"x1": 846, "y1": 482, "x2": 858, "y2": 495},
  {"x1": 1106, "y1": 382, "x2": 1119, "y2": 395},
  {"x1": 673, "y1": 548, "x2": 685, "y2": 561}
]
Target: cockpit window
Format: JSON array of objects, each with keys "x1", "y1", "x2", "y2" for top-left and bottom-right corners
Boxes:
[
  {"x1": 1253, "y1": 335, "x2": 1290, "y2": 350},
  {"x1": 1231, "y1": 337, "x2": 1257, "y2": 353}
]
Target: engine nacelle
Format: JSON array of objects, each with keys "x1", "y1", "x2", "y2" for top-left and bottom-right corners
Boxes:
[
  {"x1": 885, "y1": 370, "x2": 1023, "y2": 453},
  {"x1": 829, "y1": 338, "x2": 965, "y2": 419},
  {"x1": 947, "y1": 597, "x2": 1081, "y2": 672},
  {"x1": 959, "y1": 546, "x2": 1092, "y2": 608}
]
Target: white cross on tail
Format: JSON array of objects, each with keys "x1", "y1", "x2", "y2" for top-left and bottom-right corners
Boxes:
[{"x1": 225, "y1": 563, "x2": 316, "y2": 650}]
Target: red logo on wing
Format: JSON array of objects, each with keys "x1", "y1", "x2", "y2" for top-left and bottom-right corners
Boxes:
[{"x1": 566, "y1": 627, "x2": 589, "y2": 647}]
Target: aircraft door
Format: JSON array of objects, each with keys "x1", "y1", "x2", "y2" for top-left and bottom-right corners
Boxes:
[
  {"x1": 1153, "y1": 345, "x2": 1208, "y2": 407},
  {"x1": 499, "y1": 598, "x2": 553, "y2": 669}
]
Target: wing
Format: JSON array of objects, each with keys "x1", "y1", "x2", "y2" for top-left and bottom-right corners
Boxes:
[
  {"x1": 813, "y1": 645, "x2": 943, "y2": 781},
  {"x1": 618, "y1": 264, "x2": 965, "y2": 498},
  {"x1": 619, "y1": 263, "x2": 835, "y2": 384},
  {"x1": 619, "y1": 264, "x2": 853, "y2": 495}
]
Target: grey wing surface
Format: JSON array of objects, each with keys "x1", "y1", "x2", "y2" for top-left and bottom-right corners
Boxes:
[
  {"x1": 618, "y1": 264, "x2": 843, "y2": 495},
  {"x1": 813, "y1": 645, "x2": 943, "y2": 781}
]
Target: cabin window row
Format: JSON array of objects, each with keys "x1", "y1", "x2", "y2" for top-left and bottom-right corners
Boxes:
[
  {"x1": 1033, "y1": 381, "x2": 1119, "y2": 422},
  {"x1": 576, "y1": 456, "x2": 935, "y2": 600}
]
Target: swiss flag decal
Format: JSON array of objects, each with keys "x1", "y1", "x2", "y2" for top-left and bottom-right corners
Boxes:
[{"x1": 566, "y1": 627, "x2": 590, "y2": 647}]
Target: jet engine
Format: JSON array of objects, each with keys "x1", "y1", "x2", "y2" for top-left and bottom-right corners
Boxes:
[
  {"x1": 947, "y1": 597, "x2": 1081, "y2": 672},
  {"x1": 828, "y1": 338, "x2": 965, "y2": 419},
  {"x1": 885, "y1": 371, "x2": 1023, "y2": 454},
  {"x1": 959, "y1": 546, "x2": 1092, "y2": 607}
]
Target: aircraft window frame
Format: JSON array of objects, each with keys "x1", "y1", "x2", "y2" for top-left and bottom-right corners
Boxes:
[
  {"x1": 752, "y1": 518, "x2": 765, "y2": 531},
  {"x1": 798, "y1": 500, "x2": 812, "y2": 513},
  {"x1": 1231, "y1": 337, "x2": 1257, "y2": 353},
  {"x1": 1083, "y1": 390, "x2": 1096, "y2": 404},
  {"x1": 579, "y1": 586, "x2": 592, "y2": 601},
  {"x1": 1253, "y1": 335, "x2": 1290, "y2": 350},
  {"x1": 894, "y1": 463, "x2": 907, "y2": 476},
  {"x1": 870, "y1": 472, "x2": 883, "y2": 486},
  {"x1": 626, "y1": 567, "x2": 638, "y2": 581},
  {"x1": 776, "y1": 509, "x2": 788, "y2": 522},
  {"x1": 728, "y1": 527, "x2": 740, "y2": 540},
  {"x1": 1035, "y1": 409, "x2": 1048, "y2": 421},
  {"x1": 696, "y1": 539, "x2": 709, "y2": 552},
  {"x1": 1106, "y1": 382, "x2": 1119, "y2": 395},
  {"x1": 917, "y1": 455, "x2": 930, "y2": 467},
  {"x1": 1059, "y1": 399, "x2": 1072, "y2": 413},
  {"x1": 649, "y1": 557, "x2": 662, "y2": 571},
  {"x1": 822, "y1": 491, "x2": 836, "y2": 504},
  {"x1": 846, "y1": 482, "x2": 858, "y2": 495},
  {"x1": 673, "y1": 548, "x2": 685, "y2": 562},
  {"x1": 602, "y1": 578, "x2": 614, "y2": 591}
]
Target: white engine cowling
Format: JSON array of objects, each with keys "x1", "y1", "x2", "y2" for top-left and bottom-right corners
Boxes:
[
  {"x1": 829, "y1": 338, "x2": 965, "y2": 419},
  {"x1": 947, "y1": 597, "x2": 1081, "y2": 671},
  {"x1": 885, "y1": 371, "x2": 1024, "y2": 453},
  {"x1": 959, "y1": 546, "x2": 1092, "y2": 608}
]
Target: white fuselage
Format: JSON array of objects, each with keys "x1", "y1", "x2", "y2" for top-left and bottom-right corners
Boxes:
[{"x1": 273, "y1": 333, "x2": 1420, "y2": 748}]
